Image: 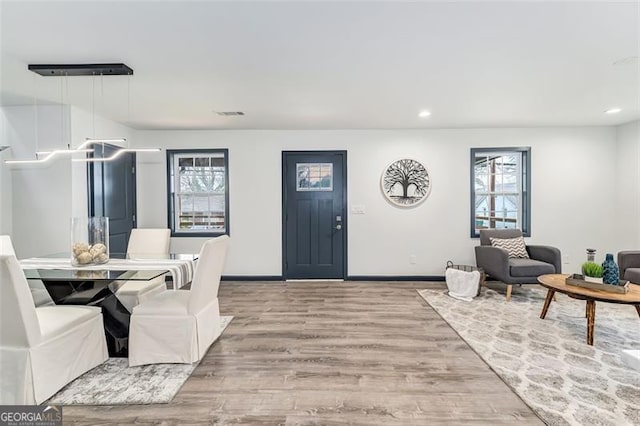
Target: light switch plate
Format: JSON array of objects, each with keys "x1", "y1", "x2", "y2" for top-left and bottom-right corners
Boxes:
[{"x1": 351, "y1": 204, "x2": 366, "y2": 214}]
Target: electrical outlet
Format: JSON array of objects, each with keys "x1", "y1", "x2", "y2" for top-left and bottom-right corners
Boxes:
[{"x1": 409, "y1": 255, "x2": 417, "y2": 264}]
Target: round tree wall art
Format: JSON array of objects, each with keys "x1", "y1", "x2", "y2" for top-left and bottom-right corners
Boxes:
[{"x1": 381, "y1": 158, "x2": 431, "y2": 207}]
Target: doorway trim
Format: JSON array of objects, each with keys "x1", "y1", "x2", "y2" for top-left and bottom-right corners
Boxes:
[{"x1": 281, "y1": 150, "x2": 348, "y2": 280}]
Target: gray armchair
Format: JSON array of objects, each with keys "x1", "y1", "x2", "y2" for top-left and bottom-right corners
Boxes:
[
  {"x1": 475, "y1": 229, "x2": 561, "y2": 301},
  {"x1": 617, "y1": 251, "x2": 640, "y2": 284}
]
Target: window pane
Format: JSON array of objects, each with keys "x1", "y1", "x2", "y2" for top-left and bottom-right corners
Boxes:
[
  {"x1": 504, "y1": 195, "x2": 518, "y2": 216},
  {"x1": 191, "y1": 196, "x2": 209, "y2": 229},
  {"x1": 179, "y1": 168, "x2": 194, "y2": 192},
  {"x1": 179, "y1": 157, "x2": 193, "y2": 168},
  {"x1": 495, "y1": 157, "x2": 503, "y2": 175},
  {"x1": 493, "y1": 173, "x2": 502, "y2": 190},
  {"x1": 474, "y1": 164, "x2": 487, "y2": 191},
  {"x1": 212, "y1": 169, "x2": 225, "y2": 192},
  {"x1": 194, "y1": 157, "x2": 209, "y2": 168},
  {"x1": 503, "y1": 155, "x2": 517, "y2": 169},
  {"x1": 475, "y1": 196, "x2": 488, "y2": 212},
  {"x1": 209, "y1": 194, "x2": 225, "y2": 212},
  {"x1": 209, "y1": 194, "x2": 226, "y2": 230},
  {"x1": 503, "y1": 173, "x2": 517, "y2": 186},
  {"x1": 178, "y1": 194, "x2": 194, "y2": 229}
]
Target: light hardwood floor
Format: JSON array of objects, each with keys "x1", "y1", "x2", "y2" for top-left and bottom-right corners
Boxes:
[{"x1": 64, "y1": 281, "x2": 543, "y2": 425}]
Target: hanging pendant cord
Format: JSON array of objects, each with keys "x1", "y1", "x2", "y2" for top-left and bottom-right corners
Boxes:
[
  {"x1": 34, "y1": 73, "x2": 39, "y2": 159},
  {"x1": 127, "y1": 73, "x2": 131, "y2": 149},
  {"x1": 100, "y1": 73, "x2": 105, "y2": 156},
  {"x1": 127, "y1": 75, "x2": 131, "y2": 124},
  {"x1": 60, "y1": 72, "x2": 64, "y2": 150},
  {"x1": 65, "y1": 72, "x2": 71, "y2": 149},
  {"x1": 92, "y1": 73, "x2": 96, "y2": 139}
]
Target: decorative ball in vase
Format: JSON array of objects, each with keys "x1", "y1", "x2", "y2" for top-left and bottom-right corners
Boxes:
[
  {"x1": 71, "y1": 217, "x2": 110, "y2": 265},
  {"x1": 601, "y1": 253, "x2": 619, "y2": 285}
]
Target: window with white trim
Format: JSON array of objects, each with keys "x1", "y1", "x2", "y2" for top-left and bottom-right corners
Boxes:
[
  {"x1": 471, "y1": 147, "x2": 530, "y2": 238},
  {"x1": 167, "y1": 149, "x2": 229, "y2": 236}
]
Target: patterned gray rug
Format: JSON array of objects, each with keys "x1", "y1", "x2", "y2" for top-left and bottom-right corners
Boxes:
[
  {"x1": 48, "y1": 316, "x2": 233, "y2": 405},
  {"x1": 418, "y1": 288, "x2": 640, "y2": 426}
]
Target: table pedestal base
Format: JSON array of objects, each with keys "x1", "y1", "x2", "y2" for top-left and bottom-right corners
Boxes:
[{"x1": 42, "y1": 280, "x2": 130, "y2": 357}]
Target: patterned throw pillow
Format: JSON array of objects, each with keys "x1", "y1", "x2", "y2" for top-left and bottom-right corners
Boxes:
[{"x1": 489, "y1": 236, "x2": 529, "y2": 259}]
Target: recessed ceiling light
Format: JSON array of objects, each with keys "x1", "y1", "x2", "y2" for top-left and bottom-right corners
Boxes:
[
  {"x1": 605, "y1": 108, "x2": 622, "y2": 114},
  {"x1": 418, "y1": 110, "x2": 431, "y2": 118}
]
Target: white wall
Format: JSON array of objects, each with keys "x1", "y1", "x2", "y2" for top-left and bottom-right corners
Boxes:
[
  {"x1": 2, "y1": 105, "x2": 72, "y2": 257},
  {"x1": 134, "y1": 127, "x2": 622, "y2": 276},
  {"x1": 1, "y1": 105, "x2": 133, "y2": 258},
  {"x1": 0, "y1": 109, "x2": 13, "y2": 235},
  {"x1": 615, "y1": 120, "x2": 640, "y2": 249}
]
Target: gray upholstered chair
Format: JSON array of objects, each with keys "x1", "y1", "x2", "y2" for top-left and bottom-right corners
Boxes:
[
  {"x1": 617, "y1": 251, "x2": 640, "y2": 284},
  {"x1": 474, "y1": 229, "x2": 561, "y2": 301}
]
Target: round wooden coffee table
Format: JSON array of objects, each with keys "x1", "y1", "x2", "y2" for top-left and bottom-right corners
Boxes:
[{"x1": 537, "y1": 274, "x2": 640, "y2": 346}]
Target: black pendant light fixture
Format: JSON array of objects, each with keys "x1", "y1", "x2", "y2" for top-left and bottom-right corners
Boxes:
[
  {"x1": 6, "y1": 63, "x2": 160, "y2": 165},
  {"x1": 27, "y1": 63, "x2": 133, "y2": 77}
]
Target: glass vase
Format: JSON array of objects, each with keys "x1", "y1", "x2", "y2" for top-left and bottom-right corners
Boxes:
[{"x1": 71, "y1": 217, "x2": 110, "y2": 265}]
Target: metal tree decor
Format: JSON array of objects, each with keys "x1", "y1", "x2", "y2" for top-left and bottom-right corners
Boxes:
[{"x1": 381, "y1": 158, "x2": 431, "y2": 207}]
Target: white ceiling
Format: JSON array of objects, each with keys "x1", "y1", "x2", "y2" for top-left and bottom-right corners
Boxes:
[{"x1": 1, "y1": 1, "x2": 639, "y2": 130}]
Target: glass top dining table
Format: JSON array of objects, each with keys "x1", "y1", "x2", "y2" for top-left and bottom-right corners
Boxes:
[
  {"x1": 23, "y1": 268, "x2": 168, "y2": 282},
  {"x1": 33, "y1": 252, "x2": 199, "y2": 261},
  {"x1": 20, "y1": 252, "x2": 198, "y2": 291},
  {"x1": 19, "y1": 252, "x2": 197, "y2": 358}
]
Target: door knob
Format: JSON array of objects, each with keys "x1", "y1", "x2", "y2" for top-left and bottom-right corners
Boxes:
[{"x1": 335, "y1": 224, "x2": 342, "y2": 230}]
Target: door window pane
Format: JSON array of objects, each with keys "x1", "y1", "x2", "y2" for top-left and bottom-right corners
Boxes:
[{"x1": 296, "y1": 163, "x2": 333, "y2": 191}]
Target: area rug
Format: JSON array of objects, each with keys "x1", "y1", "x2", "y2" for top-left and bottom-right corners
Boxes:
[
  {"x1": 418, "y1": 288, "x2": 640, "y2": 426},
  {"x1": 48, "y1": 316, "x2": 233, "y2": 405}
]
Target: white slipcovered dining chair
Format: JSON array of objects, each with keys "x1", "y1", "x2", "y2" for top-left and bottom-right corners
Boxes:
[
  {"x1": 129, "y1": 235, "x2": 229, "y2": 366},
  {"x1": 0, "y1": 254, "x2": 108, "y2": 404},
  {"x1": 0, "y1": 235, "x2": 53, "y2": 307},
  {"x1": 113, "y1": 228, "x2": 171, "y2": 312},
  {"x1": 0, "y1": 235, "x2": 13, "y2": 255}
]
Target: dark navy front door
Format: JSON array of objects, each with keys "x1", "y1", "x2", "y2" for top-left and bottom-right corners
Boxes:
[{"x1": 283, "y1": 151, "x2": 346, "y2": 279}]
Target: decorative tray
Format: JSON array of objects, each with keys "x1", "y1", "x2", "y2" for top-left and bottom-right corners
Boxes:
[{"x1": 565, "y1": 274, "x2": 630, "y2": 294}]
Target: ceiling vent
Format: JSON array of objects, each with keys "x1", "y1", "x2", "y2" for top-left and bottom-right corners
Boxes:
[{"x1": 214, "y1": 111, "x2": 245, "y2": 116}]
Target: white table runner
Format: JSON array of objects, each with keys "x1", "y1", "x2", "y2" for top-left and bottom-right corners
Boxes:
[{"x1": 19, "y1": 257, "x2": 196, "y2": 290}]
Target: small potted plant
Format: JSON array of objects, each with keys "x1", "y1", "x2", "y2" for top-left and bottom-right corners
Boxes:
[{"x1": 581, "y1": 261, "x2": 604, "y2": 283}]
